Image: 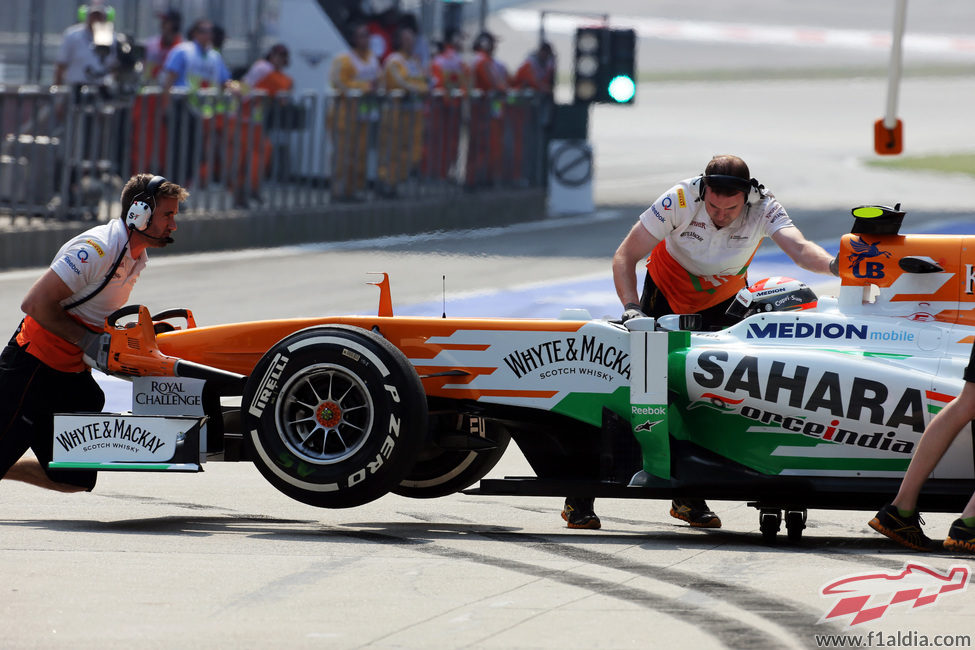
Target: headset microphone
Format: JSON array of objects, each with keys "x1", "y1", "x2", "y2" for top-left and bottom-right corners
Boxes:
[{"x1": 138, "y1": 231, "x2": 175, "y2": 244}]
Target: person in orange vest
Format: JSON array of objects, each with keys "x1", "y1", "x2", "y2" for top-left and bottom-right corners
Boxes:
[
  {"x1": 425, "y1": 28, "x2": 468, "y2": 181},
  {"x1": 227, "y1": 43, "x2": 295, "y2": 207},
  {"x1": 508, "y1": 42, "x2": 555, "y2": 184},
  {"x1": 466, "y1": 31, "x2": 508, "y2": 189},
  {"x1": 329, "y1": 21, "x2": 381, "y2": 202},
  {"x1": 132, "y1": 10, "x2": 181, "y2": 175},
  {"x1": 377, "y1": 22, "x2": 429, "y2": 197}
]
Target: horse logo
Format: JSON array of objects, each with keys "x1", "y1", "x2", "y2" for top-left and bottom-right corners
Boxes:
[
  {"x1": 847, "y1": 236, "x2": 891, "y2": 267},
  {"x1": 847, "y1": 236, "x2": 892, "y2": 279}
]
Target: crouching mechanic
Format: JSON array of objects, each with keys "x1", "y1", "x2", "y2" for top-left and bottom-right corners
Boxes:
[
  {"x1": 0, "y1": 174, "x2": 187, "y2": 493},
  {"x1": 561, "y1": 154, "x2": 838, "y2": 530}
]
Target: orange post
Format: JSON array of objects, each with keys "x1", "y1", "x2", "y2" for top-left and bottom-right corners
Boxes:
[{"x1": 874, "y1": 118, "x2": 903, "y2": 155}]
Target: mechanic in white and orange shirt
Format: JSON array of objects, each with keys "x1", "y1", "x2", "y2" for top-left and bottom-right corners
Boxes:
[
  {"x1": 0, "y1": 174, "x2": 187, "y2": 494},
  {"x1": 561, "y1": 154, "x2": 839, "y2": 533}
]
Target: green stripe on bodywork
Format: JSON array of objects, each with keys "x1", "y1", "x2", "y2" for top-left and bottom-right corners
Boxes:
[
  {"x1": 48, "y1": 462, "x2": 199, "y2": 471},
  {"x1": 551, "y1": 385, "x2": 630, "y2": 427}
]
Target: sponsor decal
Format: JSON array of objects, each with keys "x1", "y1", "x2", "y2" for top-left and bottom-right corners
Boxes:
[
  {"x1": 631, "y1": 405, "x2": 666, "y2": 415},
  {"x1": 687, "y1": 392, "x2": 744, "y2": 411},
  {"x1": 847, "y1": 236, "x2": 891, "y2": 279},
  {"x1": 85, "y1": 239, "x2": 105, "y2": 257},
  {"x1": 729, "y1": 234, "x2": 749, "y2": 241},
  {"x1": 692, "y1": 350, "x2": 927, "y2": 434},
  {"x1": 634, "y1": 419, "x2": 662, "y2": 432},
  {"x1": 690, "y1": 220, "x2": 707, "y2": 229},
  {"x1": 248, "y1": 353, "x2": 289, "y2": 417},
  {"x1": 766, "y1": 208, "x2": 787, "y2": 223},
  {"x1": 676, "y1": 188, "x2": 687, "y2": 208},
  {"x1": 746, "y1": 322, "x2": 868, "y2": 340},
  {"x1": 134, "y1": 380, "x2": 202, "y2": 407},
  {"x1": 965, "y1": 264, "x2": 975, "y2": 295},
  {"x1": 820, "y1": 563, "x2": 968, "y2": 626},
  {"x1": 738, "y1": 403, "x2": 914, "y2": 453},
  {"x1": 661, "y1": 196, "x2": 673, "y2": 211},
  {"x1": 745, "y1": 321, "x2": 916, "y2": 342},
  {"x1": 63, "y1": 254, "x2": 81, "y2": 275},
  {"x1": 908, "y1": 302, "x2": 935, "y2": 322},
  {"x1": 680, "y1": 231, "x2": 704, "y2": 242},
  {"x1": 503, "y1": 335, "x2": 630, "y2": 382},
  {"x1": 77, "y1": 250, "x2": 89, "y2": 264},
  {"x1": 650, "y1": 205, "x2": 665, "y2": 222},
  {"x1": 55, "y1": 418, "x2": 176, "y2": 458}
]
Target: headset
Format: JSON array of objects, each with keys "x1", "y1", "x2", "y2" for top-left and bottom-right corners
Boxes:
[
  {"x1": 77, "y1": 4, "x2": 116, "y2": 23},
  {"x1": 125, "y1": 175, "x2": 166, "y2": 232},
  {"x1": 698, "y1": 173, "x2": 765, "y2": 204}
]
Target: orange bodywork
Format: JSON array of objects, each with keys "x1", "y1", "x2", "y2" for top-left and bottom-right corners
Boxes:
[
  {"x1": 157, "y1": 316, "x2": 584, "y2": 399},
  {"x1": 837, "y1": 233, "x2": 975, "y2": 326}
]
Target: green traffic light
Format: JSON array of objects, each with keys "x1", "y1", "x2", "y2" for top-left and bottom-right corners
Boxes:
[{"x1": 607, "y1": 75, "x2": 636, "y2": 103}]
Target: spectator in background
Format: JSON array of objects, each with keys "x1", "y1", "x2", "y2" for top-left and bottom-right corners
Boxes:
[
  {"x1": 329, "y1": 21, "x2": 380, "y2": 202},
  {"x1": 377, "y1": 21, "x2": 429, "y2": 198},
  {"x1": 142, "y1": 8, "x2": 183, "y2": 83},
  {"x1": 365, "y1": 1, "x2": 401, "y2": 63},
  {"x1": 466, "y1": 31, "x2": 508, "y2": 189},
  {"x1": 425, "y1": 28, "x2": 468, "y2": 181},
  {"x1": 131, "y1": 8, "x2": 183, "y2": 176},
  {"x1": 229, "y1": 44, "x2": 296, "y2": 206},
  {"x1": 508, "y1": 42, "x2": 555, "y2": 184},
  {"x1": 161, "y1": 19, "x2": 232, "y2": 95},
  {"x1": 242, "y1": 44, "x2": 294, "y2": 95},
  {"x1": 161, "y1": 18, "x2": 235, "y2": 185},
  {"x1": 512, "y1": 41, "x2": 555, "y2": 94},
  {"x1": 54, "y1": 0, "x2": 118, "y2": 91}
]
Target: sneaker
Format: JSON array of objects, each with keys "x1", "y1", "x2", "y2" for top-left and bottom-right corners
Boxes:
[
  {"x1": 562, "y1": 497, "x2": 601, "y2": 530},
  {"x1": 670, "y1": 498, "x2": 721, "y2": 528},
  {"x1": 868, "y1": 503, "x2": 935, "y2": 551},
  {"x1": 944, "y1": 519, "x2": 975, "y2": 554}
]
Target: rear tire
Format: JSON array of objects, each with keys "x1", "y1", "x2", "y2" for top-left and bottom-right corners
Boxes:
[
  {"x1": 241, "y1": 325, "x2": 427, "y2": 508},
  {"x1": 393, "y1": 414, "x2": 511, "y2": 498}
]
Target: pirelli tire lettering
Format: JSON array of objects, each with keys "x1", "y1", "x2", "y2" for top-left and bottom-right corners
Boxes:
[{"x1": 241, "y1": 325, "x2": 428, "y2": 508}]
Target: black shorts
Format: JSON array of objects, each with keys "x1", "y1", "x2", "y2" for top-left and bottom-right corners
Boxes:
[
  {"x1": 964, "y1": 342, "x2": 975, "y2": 383},
  {"x1": 0, "y1": 343, "x2": 104, "y2": 490}
]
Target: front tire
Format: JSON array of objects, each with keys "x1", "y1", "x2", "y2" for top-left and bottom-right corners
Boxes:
[{"x1": 241, "y1": 325, "x2": 427, "y2": 508}]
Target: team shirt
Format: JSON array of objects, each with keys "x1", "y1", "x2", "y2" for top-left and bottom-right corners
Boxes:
[
  {"x1": 17, "y1": 219, "x2": 147, "y2": 372},
  {"x1": 638, "y1": 176, "x2": 794, "y2": 314}
]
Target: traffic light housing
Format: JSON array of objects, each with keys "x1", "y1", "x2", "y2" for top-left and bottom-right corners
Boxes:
[
  {"x1": 606, "y1": 28, "x2": 637, "y2": 104},
  {"x1": 573, "y1": 26, "x2": 637, "y2": 105}
]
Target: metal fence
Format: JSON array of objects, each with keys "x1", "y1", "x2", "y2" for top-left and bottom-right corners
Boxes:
[{"x1": 0, "y1": 84, "x2": 551, "y2": 221}]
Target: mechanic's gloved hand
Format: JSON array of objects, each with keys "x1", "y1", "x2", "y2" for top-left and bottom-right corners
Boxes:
[
  {"x1": 621, "y1": 302, "x2": 646, "y2": 322},
  {"x1": 79, "y1": 329, "x2": 111, "y2": 372},
  {"x1": 829, "y1": 256, "x2": 840, "y2": 277}
]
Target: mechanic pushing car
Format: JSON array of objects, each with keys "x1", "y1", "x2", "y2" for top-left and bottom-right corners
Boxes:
[
  {"x1": 0, "y1": 173, "x2": 188, "y2": 493},
  {"x1": 561, "y1": 154, "x2": 840, "y2": 530}
]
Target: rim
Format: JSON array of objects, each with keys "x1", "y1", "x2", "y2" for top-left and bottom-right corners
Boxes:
[{"x1": 274, "y1": 363, "x2": 375, "y2": 465}]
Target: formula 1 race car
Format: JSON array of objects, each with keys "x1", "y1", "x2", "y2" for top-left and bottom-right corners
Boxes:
[{"x1": 50, "y1": 205, "x2": 975, "y2": 541}]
